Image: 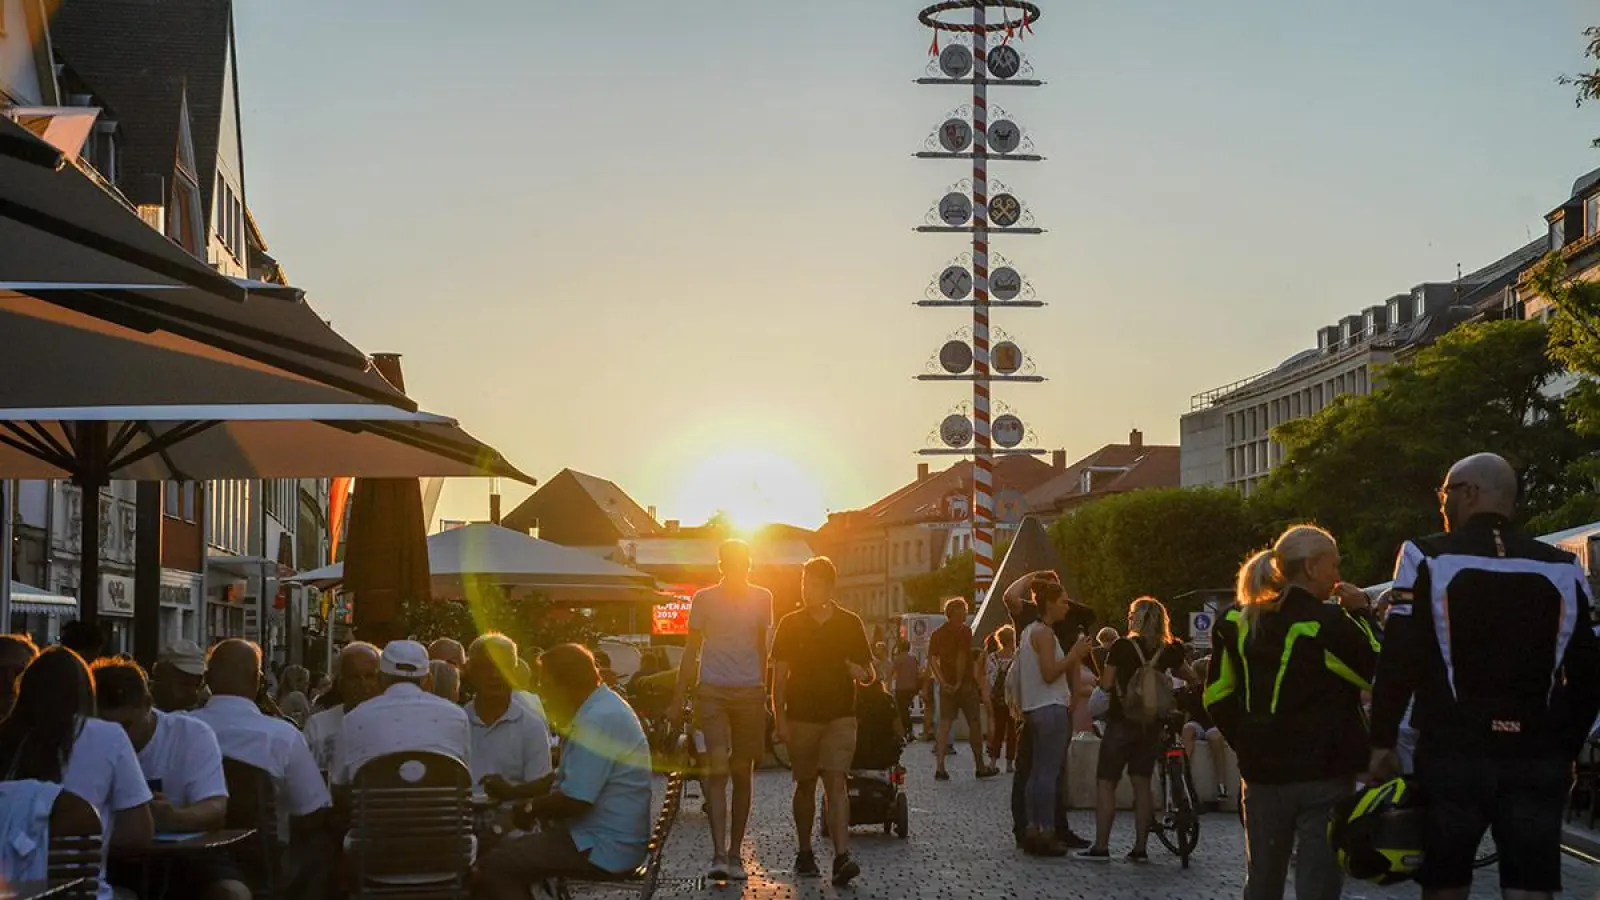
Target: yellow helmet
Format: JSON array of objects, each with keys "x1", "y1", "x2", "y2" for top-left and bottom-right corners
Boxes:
[{"x1": 1327, "y1": 778, "x2": 1424, "y2": 885}]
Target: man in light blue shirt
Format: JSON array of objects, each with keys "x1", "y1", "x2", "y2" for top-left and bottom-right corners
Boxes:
[{"x1": 478, "y1": 645, "x2": 653, "y2": 899}]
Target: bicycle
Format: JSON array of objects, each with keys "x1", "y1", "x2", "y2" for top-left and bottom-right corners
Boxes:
[{"x1": 1150, "y1": 714, "x2": 1201, "y2": 867}]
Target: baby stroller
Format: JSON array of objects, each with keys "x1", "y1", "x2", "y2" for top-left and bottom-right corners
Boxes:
[{"x1": 823, "y1": 681, "x2": 910, "y2": 839}]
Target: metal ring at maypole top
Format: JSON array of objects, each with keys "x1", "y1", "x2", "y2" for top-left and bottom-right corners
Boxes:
[{"x1": 918, "y1": 0, "x2": 1041, "y2": 33}]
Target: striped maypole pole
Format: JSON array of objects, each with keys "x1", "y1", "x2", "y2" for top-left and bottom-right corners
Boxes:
[{"x1": 970, "y1": 2, "x2": 995, "y2": 600}]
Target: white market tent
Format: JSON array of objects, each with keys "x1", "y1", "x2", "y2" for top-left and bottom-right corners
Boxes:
[{"x1": 289, "y1": 523, "x2": 661, "y2": 603}]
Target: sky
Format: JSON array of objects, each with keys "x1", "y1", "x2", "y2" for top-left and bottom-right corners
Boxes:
[{"x1": 231, "y1": 1, "x2": 1600, "y2": 531}]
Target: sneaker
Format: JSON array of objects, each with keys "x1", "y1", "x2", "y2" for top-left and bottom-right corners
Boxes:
[
  {"x1": 934, "y1": 770, "x2": 951, "y2": 782},
  {"x1": 832, "y1": 852, "x2": 861, "y2": 886},
  {"x1": 1059, "y1": 831, "x2": 1092, "y2": 850},
  {"x1": 1078, "y1": 847, "x2": 1111, "y2": 861},
  {"x1": 726, "y1": 858, "x2": 748, "y2": 881},
  {"x1": 795, "y1": 850, "x2": 820, "y2": 877},
  {"x1": 708, "y1": 858, "x2": 730, "y2": 881}
]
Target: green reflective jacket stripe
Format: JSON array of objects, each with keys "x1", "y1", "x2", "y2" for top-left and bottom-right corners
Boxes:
[{"x1": 1204, "y1": 605, "x2": 1379, "y2": 716}]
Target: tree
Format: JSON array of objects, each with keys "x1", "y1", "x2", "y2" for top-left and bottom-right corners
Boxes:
[
  {"x1": 901, "y1": 537, "x2": 1012, "y2": 614},
  {"x1": 1559, "y1": 26, "x2": 1600, "y2": 148},
  {"x1": 405, "y1": 584, "x2": 603, "y2": 655},
  {"x1": 1253, "y1": 319, "x2": 1587, "y2": 584},
  {"x1": 1521, "y1": 256, "x2": 1600, "y2": 533},
  {"x1": 1049, "y1": 488, "x2": 1264, "y2": 625}
]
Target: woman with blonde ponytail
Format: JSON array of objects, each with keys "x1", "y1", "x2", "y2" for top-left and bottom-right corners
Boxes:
[{"x1": 1205, "y1": 525, "x2": 1381, "y2": 900}]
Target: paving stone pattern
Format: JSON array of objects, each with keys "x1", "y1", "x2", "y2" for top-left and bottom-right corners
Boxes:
[{"x1": 568, "y1": 742, "x2": 1600, "y2": 899}]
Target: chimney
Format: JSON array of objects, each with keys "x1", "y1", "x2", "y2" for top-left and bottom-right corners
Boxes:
[
  {"x1": 917, "y1": 463, "x2": 930, "y2": 481},
  {"x1": 1129, "y1": 429, "x2": 1143, "y2": 450},
  {"x1": 1052, "y1": 449, "x2": 1066, "y2": 470},
  {"x1": 371, "y1": 353, "x2": 406, "y2": 392},
  {"x1": 489, "y1": 478, "x2": 502, "y2": 525},
  {"x1": 647, "y1": 505, "x2": 658, "y2": 522}
]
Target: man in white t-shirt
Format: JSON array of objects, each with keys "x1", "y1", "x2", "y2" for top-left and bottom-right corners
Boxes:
[
  {"x1": 302, "y1": 642, "x2": 382, "y2": 772},
  {"x1": 670, "y1": 539, "x2": 774, "y2": 882},
  {"x1": 465, "y1": 634, "x2": 552, "y2": 800},
  {"x1": 188, "y1": 640, "x2": 333, "y2": 838},
  {"x1": 332, "y1": 640, "x2": 471, "y2": 786},
  {"x1": 93, "y1": 658, "x2": 249, "y2": 900}
]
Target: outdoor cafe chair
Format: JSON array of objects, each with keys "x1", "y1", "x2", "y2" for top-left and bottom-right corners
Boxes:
[
  {"x1": 347, "y1": 751, "x2": 474, "y2": 900},
  {"x1": 554, "y1": 733, "x2": 688, "y2": 900},
  {"x1": 46, "y1": 789, "x2": 102, "y2": 900},
  {"x1": 223, "y1": 757, "x2": 280, "y2": 899}
]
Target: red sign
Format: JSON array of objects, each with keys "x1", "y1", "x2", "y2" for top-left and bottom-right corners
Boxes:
[{"x1": 652, "y1": 584, "x2": 702, "y2": 636}]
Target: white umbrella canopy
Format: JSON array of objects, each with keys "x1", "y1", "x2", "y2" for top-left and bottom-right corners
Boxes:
[{"x1": 290, "y1": 524, "x2": 660, "y2": 602}]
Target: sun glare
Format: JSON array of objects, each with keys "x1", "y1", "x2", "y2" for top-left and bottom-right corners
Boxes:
[{"x1": 673, "y1": 450, "x2": 827, "y2": 531}]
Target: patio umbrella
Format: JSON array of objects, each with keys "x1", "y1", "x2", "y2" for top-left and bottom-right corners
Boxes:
[
  {"x1": 0, "y1": 292, "x2": 534, "y2": 627},
  {"x1": 0, "y1": 114, "x2": 414, "y2": 407},
  {"x1": 289, "y1": 523, "x2": 660, "y2": 603}
]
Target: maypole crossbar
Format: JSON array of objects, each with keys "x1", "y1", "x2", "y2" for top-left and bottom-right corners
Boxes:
[{"x1": 915, "y1": 0, "x2": 1045, "y2": 603}]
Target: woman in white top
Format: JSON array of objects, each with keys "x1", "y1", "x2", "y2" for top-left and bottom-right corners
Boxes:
[
  {"x1": 1016, "y1": 580, "x2": 1092, "y2": 857},
  {"x1": 0, "y1": 647, "x2": 153, "y2": 900}
]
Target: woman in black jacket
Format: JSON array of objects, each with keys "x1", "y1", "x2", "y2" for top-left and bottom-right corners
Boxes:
[{"x1": 1204, "y1": 524, "x2": 1380, "y2": 900}]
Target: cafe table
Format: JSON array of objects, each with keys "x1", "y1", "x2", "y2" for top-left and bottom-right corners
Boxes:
[
  {"x1": 113, "y1": 829, "x2": 257, "y2": 897},
  {"x1": 0, "y1": 877, "x2": 91, "y2": 900}
]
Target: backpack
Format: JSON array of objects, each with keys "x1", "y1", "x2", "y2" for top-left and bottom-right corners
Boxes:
[
  {"x1": 1003, "y1": 638, "x2": 1027, "y2": 717},
  {"x1": 991, "y1": 654, "x2": 1012, "y2": 703},
  {"x1": 1121, "y1": 639, "x2": 1175, "y2": 725}
]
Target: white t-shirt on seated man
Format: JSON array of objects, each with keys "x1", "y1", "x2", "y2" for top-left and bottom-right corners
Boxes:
[
  {"x1": 186, "y1": 640, "x2": 333, "y2": 838},
  {"x1": 62, "y1": 718, "x2": 154, "y2": 900},
  {"x1": 332, "y1": 640, "x2": 471, "y2": 786}
]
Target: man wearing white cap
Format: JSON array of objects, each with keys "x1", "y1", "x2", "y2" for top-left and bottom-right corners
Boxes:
[
  {"x1": 331, "y1": 640, "x2": 471, "y2": 786},
  {"x1": 151, "y1": 638, "x2": 208, "y2": 712}
]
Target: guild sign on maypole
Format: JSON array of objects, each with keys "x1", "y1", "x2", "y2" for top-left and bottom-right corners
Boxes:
[{"x1": 914, "y1": 0, "x2": 1046, "y2": 603}]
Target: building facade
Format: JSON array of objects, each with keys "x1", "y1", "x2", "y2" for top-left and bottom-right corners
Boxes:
[{"x1": 1181, "y1": 241, "x2": 1542, "y2": 493}]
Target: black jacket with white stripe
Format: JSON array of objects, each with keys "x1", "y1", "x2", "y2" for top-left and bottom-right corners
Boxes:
[{"x1": 1370, "y1": 513, "x2": 1600, "y2": 760}]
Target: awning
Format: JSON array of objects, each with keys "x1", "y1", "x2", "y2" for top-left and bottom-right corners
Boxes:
[
  {"x1": 9, "y1": 581, "x2": 78, "y2": 617},
  {"x1": 5, "y1": 107, "x2": 101, "y2": 162}
]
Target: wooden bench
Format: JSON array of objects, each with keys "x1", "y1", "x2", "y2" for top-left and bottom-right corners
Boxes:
[{"x1": 555, "y1": 737, "x2": 688, "y2": 900}]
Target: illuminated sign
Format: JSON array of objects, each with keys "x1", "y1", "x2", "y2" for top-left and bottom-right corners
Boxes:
[{"x1": 651, "y1": 584, "x2": 703, "y2": 636}]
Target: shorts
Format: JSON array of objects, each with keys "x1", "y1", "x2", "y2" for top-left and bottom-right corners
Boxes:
[
  {"x1": 1415, "y1": 754, "x2": 1570, "y2": 893},
  {"x1": 788, "y1": 717, "x2": 858, "y2": 782},
  {"x1": 695, "y1": 684, "x2": 768, "y2": 774},
  {"x1": 938, "y1": 683, "x2": 983, "y2": 725},
  {"x1": 1097, "y1": 718, "x2": 1161, "y2": 781}
]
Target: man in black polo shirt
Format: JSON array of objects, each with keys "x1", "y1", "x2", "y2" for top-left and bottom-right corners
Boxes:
[
  {"x1": 772, "y1": 556, "x2": 873, "y2": 887},
  {"x1": 1002, "y1": 570, "x2": 1096, "y2": 849}
]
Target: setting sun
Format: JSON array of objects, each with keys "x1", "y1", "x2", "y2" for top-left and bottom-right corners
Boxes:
[{"x1": 672, "y1": 449, "x2": 828, "y2": 531}]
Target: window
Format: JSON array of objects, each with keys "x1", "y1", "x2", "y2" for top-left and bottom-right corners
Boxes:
[
  {"x1": 1551, "y1": 216, "x2": 1566, "y2": 252},
  {"x1": 917, "y1": 541, "x2": 925, "y2": 563},
  {"x1": 165, "y1": 482, "x2": 179, "y2": 517},
  {"x1": 182, "y1": 483, "x2": 196, "y2": 522},
  {"x1": 893, "y1": 543, "x2": 902, "y2": 565},
  {"x1": 1588, "y1": 195, "x2": 1600, "y2": 238}
]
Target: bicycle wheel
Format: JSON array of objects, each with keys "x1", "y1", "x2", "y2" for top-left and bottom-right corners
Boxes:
[{"x1": 1153, "y1": 758, "x2": 1201, "y2": 863}]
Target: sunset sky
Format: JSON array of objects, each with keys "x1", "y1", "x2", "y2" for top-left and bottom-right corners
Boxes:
[{"x1": 232, "y1": 1, "x2": 1600, "y2": 530}]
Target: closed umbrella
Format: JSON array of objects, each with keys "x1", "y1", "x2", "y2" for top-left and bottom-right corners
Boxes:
[{"x1": 341, "y1": 354, "x2": 432, "y2": 645}]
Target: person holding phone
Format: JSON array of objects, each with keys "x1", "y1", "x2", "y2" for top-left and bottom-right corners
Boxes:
[
  {"x1": 1000, "y1": 571, "x2": 1098, "y2": 849},
  {"x1": 770, "y1": 556, "x2": 874, "y2": 887}
]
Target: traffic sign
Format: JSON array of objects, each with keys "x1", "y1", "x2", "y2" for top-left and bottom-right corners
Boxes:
[{"x1": 1189, "y1": 611, "x2": 1214, "y2": 649}]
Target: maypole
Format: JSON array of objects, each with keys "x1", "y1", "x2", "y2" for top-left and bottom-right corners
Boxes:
[{"x1": 915, "y1": 1, "x2": 1045, "y2": 603}]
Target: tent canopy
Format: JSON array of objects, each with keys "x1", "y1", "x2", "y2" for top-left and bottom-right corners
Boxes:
[
  {"x1": 8, "y1": 581, "x2": 78, "y2": 618},
  {"x1": 291, "y1": 524, "x2": 659, "y2": 601}
]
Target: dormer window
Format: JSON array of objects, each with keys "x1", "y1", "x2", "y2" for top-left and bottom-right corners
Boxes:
[
  {"x1": 1587, "y1": 194, "x2": 1600, "y2": 238},
  {"x1": 1552, "y1": 215, "x2": 1567, "y2": 252}
]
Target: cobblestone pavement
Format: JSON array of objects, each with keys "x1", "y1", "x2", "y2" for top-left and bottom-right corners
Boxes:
[{"x1": 570, "y1": 743, "x2": 1600, "y2": 899}]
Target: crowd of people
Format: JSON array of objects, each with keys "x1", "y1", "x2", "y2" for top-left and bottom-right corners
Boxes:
[
  {"x1": 2, "y1": 450, "x2": 1596, "y2": 900},
  {"x1": 0, "y1": 621, "x2": 654, "y2": 900}
]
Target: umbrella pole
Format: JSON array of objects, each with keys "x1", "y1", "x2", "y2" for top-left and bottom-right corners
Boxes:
[
  {"x1": 1, "y1": 479, "x2": 12, "y2": 634},
  {"x1": 75, "y1": 421, "x2": 109, "y2": 633}
]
